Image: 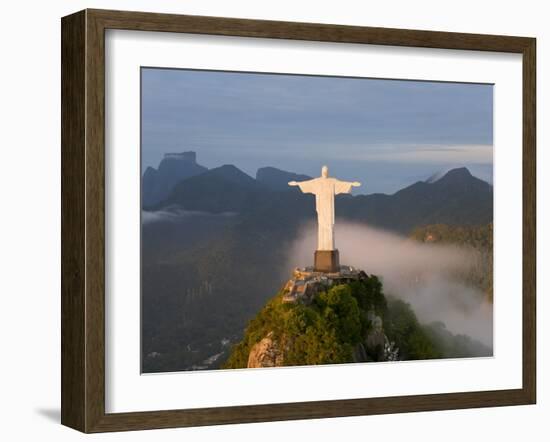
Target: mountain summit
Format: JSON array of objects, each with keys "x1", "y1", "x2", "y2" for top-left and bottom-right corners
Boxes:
[
  {"x1": 425, "y1": 166, "x2": 491, "y2": 186},
  {"x1": 204, "y1": 164, "x2": 258, "y2": 186},
  {"x1": 440, "y1": 166, "x2": 472, "y2": 178},
  {"x1": 256, "y1": 167, "x2": 312, "y2": 191},
  {"x1": 336, "y1": 167, "x2": 493, "y2": 232},
  {"x1": 142, "y1": 151, "x2": 207, "y2": 207}
]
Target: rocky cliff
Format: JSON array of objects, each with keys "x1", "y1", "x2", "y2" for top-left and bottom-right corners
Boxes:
[{"x1": 247, "y1": 332, "x2": 285, "y2": 368}]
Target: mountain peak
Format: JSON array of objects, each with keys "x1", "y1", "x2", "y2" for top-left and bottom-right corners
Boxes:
[
  {"x1": 208, "y1": 164, "x2": 256, "y2": 184},
  {"x1": 217, "y1": 164, "x2": 243, "y2": 172},
  {"x1": 142, "y1": 151, "x2": 207, "y2": 207},
  {"x1": 256, "y1": 167, "x2": 312, "y2": 191},
  {"x1": 443, "y1": 167, "x2": 472, "y2": 178},
  {"x1": 426, "y1": 167, "x2": 473, "y2": 185},
  {"x1": 163, "y1": 151, "x2": 197, "y2": 163},
  {"x1": 435, "y1": 167, "x2": 478, "y2": 186}
]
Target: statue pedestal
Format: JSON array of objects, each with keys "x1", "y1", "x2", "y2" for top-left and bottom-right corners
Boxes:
[{"x1": 314, "y1": 249, "x2": 340, "y2": 273}]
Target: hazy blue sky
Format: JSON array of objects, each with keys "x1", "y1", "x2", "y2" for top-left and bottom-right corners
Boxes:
[{"x1": 141, "y1": 68, "x2": 493, "y2": 194}]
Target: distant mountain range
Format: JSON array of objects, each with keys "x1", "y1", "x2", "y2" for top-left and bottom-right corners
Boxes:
[
  {"x1": 152, "y1": 158, "x2": 492, "y2": 233},
  {"x1": 256, "y1": 167, "x2": 312, "y2": 191},
  {"x1": 337, "y1": 167, "x2": 493, "y2": 232},
  {"x1": 143, "y1": 153, "x2": 493, "y2": 231}
]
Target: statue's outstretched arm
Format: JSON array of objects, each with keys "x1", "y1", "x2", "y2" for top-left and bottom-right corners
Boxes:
[
  {"x1": 334, "y1": 179, "x2": 361, "y2": 195},
  {"x1": 289, "y1": 178, "x2": 317, "y2": 194}
]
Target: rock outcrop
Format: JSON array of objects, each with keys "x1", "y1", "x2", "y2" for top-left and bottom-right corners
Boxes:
[
  {"x1": 282, "y1": 265, "x2": 368, "y2": 304},
  {"x1": 247, "y1": 332, "x2": 285, "y2": 368}
]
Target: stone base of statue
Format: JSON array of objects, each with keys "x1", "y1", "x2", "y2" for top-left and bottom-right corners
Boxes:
[{"x1": 314, "y1": 249, "x2": 340, "y2": 273}]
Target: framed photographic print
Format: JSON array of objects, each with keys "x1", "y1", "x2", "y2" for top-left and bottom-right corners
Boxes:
[{"x1": 61, "y1": 9, "x2": 536, "y2": 433}]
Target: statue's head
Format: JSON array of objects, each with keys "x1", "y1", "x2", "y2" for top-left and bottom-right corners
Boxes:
[{"x1": 321, "y1": 165, "x2": 329, "y2": 178}]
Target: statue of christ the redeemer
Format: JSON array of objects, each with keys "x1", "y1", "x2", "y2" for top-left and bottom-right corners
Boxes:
[{"x1": 289, "y1": 165, "x2": 361, "y2": 272}]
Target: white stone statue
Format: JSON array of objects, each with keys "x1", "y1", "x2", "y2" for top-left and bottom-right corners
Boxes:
[{"x1": 289, "y1": 166, "x2": 361, "y2": 251}]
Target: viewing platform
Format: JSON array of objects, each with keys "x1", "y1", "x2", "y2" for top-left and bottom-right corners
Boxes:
[{"x1": 282, "y1": 265, "x2": 369, "y2": 304}]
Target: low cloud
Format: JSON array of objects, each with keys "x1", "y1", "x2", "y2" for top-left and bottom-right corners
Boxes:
[
  {"x1": 142, "y1": 206, "x2": 236, "y2": 225},
  {"x1": 288, "y1": 221, "x2": 493, "y2": 347}
]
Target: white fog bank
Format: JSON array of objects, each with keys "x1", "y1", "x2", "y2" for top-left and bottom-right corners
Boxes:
[{"x1": 288, "y1": 222, "x2": 493, "y2": 347}]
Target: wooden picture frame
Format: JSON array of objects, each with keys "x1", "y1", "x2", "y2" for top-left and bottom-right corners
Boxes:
[{"x1": 61, "y1": 8, "x2": 536, "y2": 433}]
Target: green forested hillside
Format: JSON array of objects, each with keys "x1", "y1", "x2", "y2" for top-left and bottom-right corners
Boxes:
[
  {"x1": 410, "y1": 223, "x2": 493, "y2": 302},
  {"x1": 224, "y1": 277, "x2": 490, "y2": 369}
]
